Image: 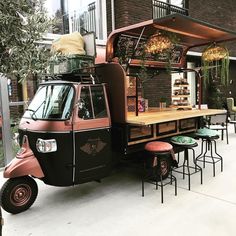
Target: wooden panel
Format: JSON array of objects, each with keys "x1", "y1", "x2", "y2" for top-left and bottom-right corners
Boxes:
[
  {"x1": 179, "y1": 118, "x2": 196, "y2": 131},
  {"x1": 157, "y1": 121, "x2": 177, "y2": 135},
  {"x1": 128, "y1": 125, "x2": 154, "y2": 142},
  {"x1": 96, "y1": 63, "x2": 127, "y2": 123}
]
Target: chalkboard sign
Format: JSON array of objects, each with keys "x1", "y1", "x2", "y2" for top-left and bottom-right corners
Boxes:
[{"x1": 114, "y1": 34, "x2": 184, "y2": 66}]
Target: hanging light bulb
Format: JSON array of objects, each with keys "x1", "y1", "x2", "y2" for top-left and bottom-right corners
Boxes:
[{"x1": 146, "y1": 33, "x2": 173, "y2": 54}]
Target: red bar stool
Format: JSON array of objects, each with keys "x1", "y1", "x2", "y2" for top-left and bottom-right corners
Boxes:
[{"x1": 142, "y1": 141, "x2": 177, "y2": 203}]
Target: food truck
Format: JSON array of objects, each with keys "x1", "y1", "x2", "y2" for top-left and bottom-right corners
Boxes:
[{"x1": 1, "y1": 14, "x2": 236, "y2": 214}]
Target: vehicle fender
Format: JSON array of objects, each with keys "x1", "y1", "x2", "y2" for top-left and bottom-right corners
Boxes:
[
  {"x1": 3, "y1": 135, "x2": 44, "y2": 179},
  {"x1": 3, "y1": 155, "x2": 44, "y2": 179}
]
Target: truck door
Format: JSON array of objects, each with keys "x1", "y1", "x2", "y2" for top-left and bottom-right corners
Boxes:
[{"x1": 73, "y1": 84, "x2": 112, "y2": 184}]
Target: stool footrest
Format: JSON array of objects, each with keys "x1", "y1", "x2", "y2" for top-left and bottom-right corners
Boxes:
[
  {"x1": 195, "y1": 135, "x2": 223, "y2": 177},
  {"x1": 196, "y1": 156, "x2": 222, "y2": 164},
  {"x1": 145, "y1": 175, "x2": 176, "y2": 187},
  {"x1": 172, "y1": 165, "x2": 202, "y2": 176}
]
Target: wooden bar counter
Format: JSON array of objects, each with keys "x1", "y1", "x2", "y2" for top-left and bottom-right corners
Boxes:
[
  {"x1": 127, "y1": 108, "x2": 226, "y2": 125},
  {"x1": 126, "y1": 108, "x2": 226, "y2": 146}
]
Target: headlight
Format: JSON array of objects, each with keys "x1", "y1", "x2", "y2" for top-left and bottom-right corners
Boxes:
[{"x1": 36, "y1": 138, "x2": 57, "y2": 153}]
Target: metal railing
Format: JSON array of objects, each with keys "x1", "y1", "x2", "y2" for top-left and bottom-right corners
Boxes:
[{"x1": 152, "y1": 0, "x2": 188, "y2": 19}]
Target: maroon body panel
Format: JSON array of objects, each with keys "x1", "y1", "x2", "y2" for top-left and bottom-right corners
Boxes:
[
  {"x1": 4, "y1": 136, "x2": 44, "y2": 179},
  {"x1": 19, "y1": 118, "x2": 73, "y2": 132}
]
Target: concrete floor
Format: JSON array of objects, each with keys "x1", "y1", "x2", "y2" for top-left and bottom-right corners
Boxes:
[{"x1": 1, "y1": 125, "x2": 236, "y2": 236}]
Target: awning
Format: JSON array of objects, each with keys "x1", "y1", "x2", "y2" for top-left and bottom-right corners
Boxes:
[{"x1": 106, "y1": 13, "x2": 236, "y2": 63}]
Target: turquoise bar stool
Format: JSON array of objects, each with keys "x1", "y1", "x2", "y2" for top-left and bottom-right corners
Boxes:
[
  {"x1": 195, "y1": 128, "x2": 223, "y2": 177},
  {"x1": 171, "y1": 135, "x2": 202, "y2": 191}
]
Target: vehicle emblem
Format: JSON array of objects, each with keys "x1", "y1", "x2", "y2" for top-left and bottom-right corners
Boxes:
[{"x1": 80, "y1": 138, "x2": 106, "y2": 156}]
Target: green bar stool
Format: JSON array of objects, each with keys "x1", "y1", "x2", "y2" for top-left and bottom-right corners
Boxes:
[
  {"x1": 142, "y1": 141, "x2": 177, "y2": 203},
  {"x1": 195, "y1": 128, "x2": 223, "y2": 177},
  {"x1": 171, "y1": 135, "x2": 203, "y2": 191}
]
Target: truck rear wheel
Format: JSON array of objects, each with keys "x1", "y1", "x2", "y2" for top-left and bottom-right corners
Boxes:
[{"x1": 0, "y1": 176, "x2": 38, "y2": 214}]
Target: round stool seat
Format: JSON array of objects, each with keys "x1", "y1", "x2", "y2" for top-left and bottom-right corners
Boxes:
[
  {"x1": 171, "y1": 135, "x2": 197, "y2": 147},
  {"x1": 196, "y1": 128, "x2": 219, "y2": 139},
  {"x1": 145, "y1": 141, "x2": 172, "y2": 153}
]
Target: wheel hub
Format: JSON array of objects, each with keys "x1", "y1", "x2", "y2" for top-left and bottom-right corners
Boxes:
[{"x1": 10, "y1": 184, "x2": 32, "y2": 207}]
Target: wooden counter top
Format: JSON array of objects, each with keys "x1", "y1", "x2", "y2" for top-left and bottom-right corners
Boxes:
[{"x1": 126, "y1": 108, "x2": 226, "y2": 125}]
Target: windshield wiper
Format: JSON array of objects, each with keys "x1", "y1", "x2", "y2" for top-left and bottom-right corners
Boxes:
[
  {"x1": 25, "y1": 100, "x2": 46, "y2": 121},
  {"x1": 24, "y1": 108, "x2": 37, "y2": 121}
]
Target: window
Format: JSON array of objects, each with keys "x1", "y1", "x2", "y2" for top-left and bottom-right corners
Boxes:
[
  {"x1": 91, "y1": 86, "x2": 107, "y2": 118},
  {"x1": 66, "y1": 0, "x2": 107, "y2": 41},
  {"x1": 44, "y1": 0, "x2": 65, "y2": 34},
  {"x1": 24, "y1": 84, "x2": 74, "y2": 120},
  {"x1": 78, "y1": 86, "x2": 107, "y2": 120},
  {"x1": 158, "y1": 0, "x2": 185, "y2": 7},
  {"x1": 78, "y1": 86, "x2": 93, "y2": 120},
  {"x1": 170, "y1": 0, "x2": 185, "y2": 7},
  {"x1": 153, "y1": 0, "x2": 188, "y2": 19},
  {"x1": 44, "y1": 0, "x2": 107, "y2": 41}
]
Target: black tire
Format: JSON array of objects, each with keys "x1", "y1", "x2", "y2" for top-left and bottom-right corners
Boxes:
[{"x1": 0, "y1": 176, "x2": 38, "y2": 214}]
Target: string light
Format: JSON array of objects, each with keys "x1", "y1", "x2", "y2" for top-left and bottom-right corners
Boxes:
[{"x1": 146, "y1": 33, "x2": 173, "y2": 54}]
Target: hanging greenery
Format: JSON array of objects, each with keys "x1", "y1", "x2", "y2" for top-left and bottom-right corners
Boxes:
[{"x1": 201, "y1": 44, "x2": 230, "y2": 86}]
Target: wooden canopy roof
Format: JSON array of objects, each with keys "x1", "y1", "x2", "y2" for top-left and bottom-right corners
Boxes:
[{"x1": 106, "y1": 14, "x2": 236, "y2": 63}]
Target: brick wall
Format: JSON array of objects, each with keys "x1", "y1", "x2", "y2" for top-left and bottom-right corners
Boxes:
[
  {"x1": 188, "y1": 0, "x2": 236, "y2": 56},
  {"x1": 106, "y1": 0, "x2": 112, "y2": 36},
  {"x1": 143, "y1": 70, "x2": 172, "y2": 107},
  {"x1": 188, "y1": 0, "x2": 236, "y2": 29},
  {"x1": 107, "y1": 0, "x2": 152, "y2": 35}
]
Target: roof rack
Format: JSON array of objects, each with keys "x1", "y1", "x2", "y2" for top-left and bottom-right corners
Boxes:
[{"x1": 40, "y1": 71, "x2": 100, "y2": 84}]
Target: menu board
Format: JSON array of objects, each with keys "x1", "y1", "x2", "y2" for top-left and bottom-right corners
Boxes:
[{"x1": 114, "y1": 34, "x2": 184, "y2": 66}]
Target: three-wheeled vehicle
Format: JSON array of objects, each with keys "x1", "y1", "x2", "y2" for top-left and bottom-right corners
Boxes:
[{"x1": 1, "y1": 14, "x2": 236, "y2": 214}]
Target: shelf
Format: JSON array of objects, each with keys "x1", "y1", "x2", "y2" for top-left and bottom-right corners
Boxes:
[
  {"x1": 173, "y1": 84, "x2": 189, "y2": 87},
  {"x1": 172, "y1": 95, "x2": 190, "y2": 98},
  {"x1": 172, "y1": 78, "x2": 191, "y2": 109}
]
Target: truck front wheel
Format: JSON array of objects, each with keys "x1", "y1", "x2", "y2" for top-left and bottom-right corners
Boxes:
[{"x1": 0, "y1": 176, "x2": 38, "y2": 214}]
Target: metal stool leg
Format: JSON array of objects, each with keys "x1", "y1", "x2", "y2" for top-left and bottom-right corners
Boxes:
[
  {"x1": 174, "y1": 175, "x2": 177, "y2": 196},
  {"x1": 213, "y1": 139, "x2": 223, "y2": 172},
  {"x1": 160, "y1": 173, "x2": 164, "y2": 204},
  {"x1": 192, "y1": 148, "x2": 203, "y2": 185},
  {"x1": 195, "y1": 136, "x2": 223, "y2": 177},
  {"x1": 142, "y1": 160, "x2": 145, "y2": 197},
  {"x1": 209, "y1": 141, "x2": 216, "y2": 177}
]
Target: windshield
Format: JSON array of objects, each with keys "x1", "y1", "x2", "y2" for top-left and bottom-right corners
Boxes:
[{"x1": 24, "y1": 84, "x2": 74, "y2": 120}]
